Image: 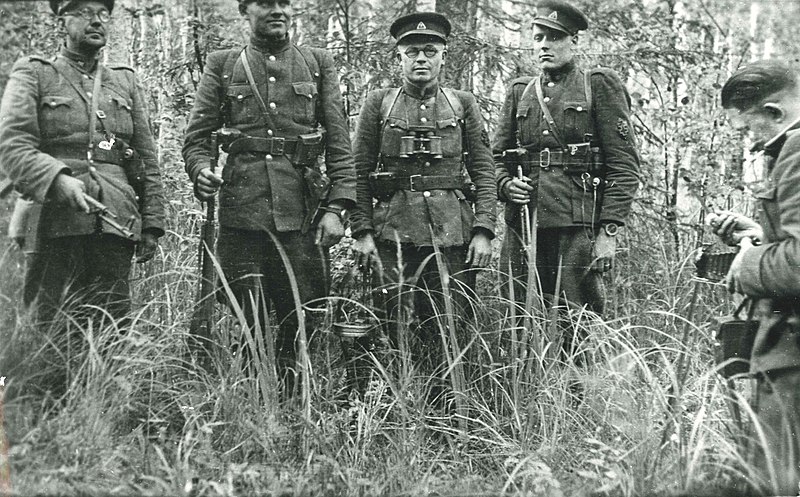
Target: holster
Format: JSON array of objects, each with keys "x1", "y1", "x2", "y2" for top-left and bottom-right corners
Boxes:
[
  {"x1": 714, "y1": 299, "x2": 758, "y2": 378},
  {"x1": 368, "y1": 170, "x2": 397, "y2": 201},
  {"x1": 291, "y1": 130, "x2": 326, "y2": 167},
  {"x1": 300, "y1": 164, "x2": 332, "y2": 233}
]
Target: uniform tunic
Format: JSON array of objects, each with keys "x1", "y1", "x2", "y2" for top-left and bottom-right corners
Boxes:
[
  {"x1": 493, "y1": 62, "x2": 639, "y2": 312},
  {"x1": 736, "y1": 129, "x2": 800, "y2": 493},
  {"x1": 0, "y1": 47, "x2": 166, "y2": 323},
  {"x1": 182, "y1": 35, "x2": 356, "y2": 378}
]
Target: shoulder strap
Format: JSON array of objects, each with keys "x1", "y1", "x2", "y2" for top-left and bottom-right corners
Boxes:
[
  {"x1": 440, "y1": 87, "x2": 463, "y2": 117},
  {"x1": 240, "y1": 47, "x2": 277, "y2": 132},
  {"x1": 380, "y1": 87, "x2": 402, "y2": 122},
  {"x1": 584, "y1": 68, "x2": 593, "y2": 120},
  {"x1": 533, "y1": 76, "x2": 564, "y2": 147}
]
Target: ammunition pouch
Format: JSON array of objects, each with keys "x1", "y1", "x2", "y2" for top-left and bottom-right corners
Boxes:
[
  {"x1": 303, "y1": 165, "x2": 331, "y2": 203},
  {"x1": 226, "y1": 130, "x2": 326, "y2": 167}
]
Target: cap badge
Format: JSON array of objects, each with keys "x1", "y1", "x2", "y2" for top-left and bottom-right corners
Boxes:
[
  {"x1": 548, "y1": 11, "x2": 558, "y2": 19},
  {"x1": 417, "y1": 22, "x2": 427, "y2": 30}
]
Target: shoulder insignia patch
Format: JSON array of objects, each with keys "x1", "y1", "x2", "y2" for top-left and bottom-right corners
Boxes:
[
  {"x1": 481, "y1": 129, "x2": 490, "y2": 147},
  {"x1": 616, "y1": 118, "x2": 630, "y2": 140}
]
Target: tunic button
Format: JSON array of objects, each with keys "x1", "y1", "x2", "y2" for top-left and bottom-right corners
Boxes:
[
  {"x1": 547, "y1": 82, "x2": 555, "y2": 87},
  {"x1": 49, "y1": 101, "x2": 58, "y2": 107},
  {"x1": 82, "y1": 74, "x2": 89, "y2": 79},
  {"x1": 423, "y1": 191, "x2": 431, "y2": 198},
  {"x1": 420, "y1": 117, "x2": 428, "y2": 123},
  {"x1": 267, "y1": 129, "x2": 274, "y2": 136},
  {"x1": 268, "y1": 55, "x2": 276, "y2": 62},
  {"x1": 89, "y1": 166, "x2": 97, "y2": 172},
  {"x1": 543, "y1": 130, "x2": 550, "y2": 135},
  {"x1": 577, "y1": 106, "x2": 583, "y2": 111},
  {"x1": 424, "y1": 162, "x2": 431, "y2": 167},
  {"x1": 420, "y1": 104, "x2": 426, "y2": 110},
  {"x1": 269, "y1": 76, "x2": 276, "y2": 83},
  {"x1": 266, "y1": 154, "x2": 273, "y2": 160},
  {"x1": 237, "y1": 94, "x2": 244, "y2": 101},
  {"x1": 269, "y1": 102, "x2": 277, "y2": 110},
  {"x1": 86, "y1": 91, "x2": 92, "y2": 97},
  {"x1": 543, "y1": 96, "x2": 551, "y2": 103}
]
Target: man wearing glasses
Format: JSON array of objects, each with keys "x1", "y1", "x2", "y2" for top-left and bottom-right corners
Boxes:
[
  {"x1": 350, "y1": 12, "x2": 496, "y2": 401},
  {"x1": 0, "y1": 0, "x2": 165, "y2": 393}
]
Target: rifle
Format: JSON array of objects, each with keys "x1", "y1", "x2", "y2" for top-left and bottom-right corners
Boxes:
[{"x1": 189, "y1": 128, "x2": 241, "y2": 359}]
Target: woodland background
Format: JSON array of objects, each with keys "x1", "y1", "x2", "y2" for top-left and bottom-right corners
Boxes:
[{"x1": 1, "y1": 0, "x2": 800, "y2": 496}]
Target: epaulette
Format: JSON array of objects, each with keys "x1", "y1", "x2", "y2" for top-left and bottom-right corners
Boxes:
[
  {"x1": 107, "y1": 63, "x2": 135, "y2": 72},
  {"x1": 27, "y1": 55, "x2": 53, "y2": 65}
]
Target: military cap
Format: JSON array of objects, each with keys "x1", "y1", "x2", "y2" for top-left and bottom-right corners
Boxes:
[
  {"x1": 50, "y1": 0, "x2": 114, "y2": 15},
  {"x1": 390, "y1": 12, "x2": 451, "y2": 44},
  {"x1": 533, "y1": 0, "x2": 589, "y2": 35},
  {"x1": 721, "y1": 59, "x2": 799, "y2": 111}
]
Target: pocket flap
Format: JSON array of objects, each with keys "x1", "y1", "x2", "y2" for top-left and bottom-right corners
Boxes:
[
  {"x1": 111, "y1": 95, "x2": 132, "y2": 111},
  {"x1": 384, "y1": 117, "x2": 408, "y2": 130},
  {"x1": 563, "y1": 101, "x2": 588, "y2": 112},
  {"x1": 226, "y1": 84, "x2": 255, "y2": 101},
  {"x1": 41, "y1": 95, "x2": 71, "y2": 109},
  {"x1": 436, "y1": 117, "x2": 459, "y2": 129},
  {"x1": 292, "y1": 81, "x2": 318, "y2": 99}
]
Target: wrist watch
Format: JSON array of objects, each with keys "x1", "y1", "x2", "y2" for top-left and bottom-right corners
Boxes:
[{"x1": 602, "y1": 222, "x2": 619, "y2": 237}]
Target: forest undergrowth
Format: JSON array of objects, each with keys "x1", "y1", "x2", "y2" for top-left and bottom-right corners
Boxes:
[{"x1": 0, "y1": 197, "x2": 772, "y2": 497}]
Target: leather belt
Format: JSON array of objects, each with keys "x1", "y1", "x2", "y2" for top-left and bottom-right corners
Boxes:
[
  {"x1": 227, "y1": 136, "x2": 299, "y2": 157},
  {"x1": 49, "y1": 146, "x2": 127, "y2": 166},
  {"x1": 388, "y1": 175, "x2": 463, "y2": 191},
  {"x1": 528, "y1": 148, "x2": 587, "y2": 168}
]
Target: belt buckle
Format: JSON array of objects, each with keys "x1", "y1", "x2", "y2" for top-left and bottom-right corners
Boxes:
[
  {"x1": 539, "y1": 149, "x2": 551, "y2": 168},
  {"x1": 409, "y1": 174, "x2": 421, "y2": 192},
  {"x1": 270, "y1": 137, "x2": 285, "y2": 155}
]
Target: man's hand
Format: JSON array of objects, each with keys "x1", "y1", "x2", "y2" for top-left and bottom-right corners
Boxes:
[
  {"x1": 315, "y1": 212, "x2": 345, "y2": 248},
  {"x1": 591, "y1": 231, "x2": 617, "y2": 273},
  {"x1": 726, "y1": 237, "x2": 754, "y2": 294},
  {"x1": 195, "y1": 167, "x2": 223, "y2": 201},
  {"x1": 135, "y1": 231, "x2": 159, "y2": 263},
  {"x1": 708, "y1": 210, "x2": 763, "y2": 246},
  {"x1": 50, "y1": 174, "x2": 90, "y2": 213},
  {"x1": 466, "y1": 231, "x2": 492, "y2": 268},
  {"x1": 506, "y1": 176, "x2": 534, "y2": 205},
  {"x1": 353, "y1": 232, "x2": 381, "y2": 268}
]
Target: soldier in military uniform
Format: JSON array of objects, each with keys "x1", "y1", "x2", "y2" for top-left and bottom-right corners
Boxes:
[
  {"x1": 493, "y1": 0, "x2": 639, "y2": 321},
  {"x1": 182, "y1": 0, "x2": 356, "y2": 395},
  {"x1": 350, "y1": 13, "x2": 496, "y2": 380},
  {"x1": 710, "y1": 60, "x2": 800, "y2": 494},
  {"x1": 0, "y1": 0, "x2": 165, "y2": 327}
]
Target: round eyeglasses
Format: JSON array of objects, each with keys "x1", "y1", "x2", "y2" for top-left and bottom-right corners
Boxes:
[
  {"x1": 64, "y1": 8, "x2": 111, "y2": 23},
  {"x1": 403, "y1": 45, "x2": 440, "y2": 58}
]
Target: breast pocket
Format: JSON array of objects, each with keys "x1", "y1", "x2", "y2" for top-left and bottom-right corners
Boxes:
[
  {"x1": 226, "y1": 84, "x2": 260, "y2": 124},
  {"x1": 435, "y1": 116, "x2": 462, "y2": 158},
  {"x1": 562, "y1": 101, "x2": 590, "y2": 143},
  {"x1": 39, "y1": 95, "x2": 74, "y2": 139},
  {"x1": 381, "y1": 117, "x2": 408, "y2": 158},
  {"x1": 108, "y1": 93, "x2": 134, "y2": 138},
  {"x1": 515, "y1": 105, "x2": 537, "y2": 146},
  {"x1": 292, "y1": 81, "x2": 318, "y2": 125}
]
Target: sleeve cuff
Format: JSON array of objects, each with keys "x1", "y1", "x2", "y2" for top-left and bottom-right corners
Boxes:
[
  {"x1": 498, "y1": 177, "x2": 512, "y2": 202},
  {"x1": 327, "y1": 186, "x2": 357, "y2": 205},
  {"x1": 739, "y1": 244, "x2": 769, "y2": 296}
]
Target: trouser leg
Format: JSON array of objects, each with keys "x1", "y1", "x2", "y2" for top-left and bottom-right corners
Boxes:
[{"x1": 752, "y1": 369, "x2": 800, "y2": 494}]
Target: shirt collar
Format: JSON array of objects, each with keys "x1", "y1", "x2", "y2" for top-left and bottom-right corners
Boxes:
[
  {"x1": 402, "y1": 81, "x2": 440, "y2": 100},
  {"x1": 60, "y1": 44, "x2": 100, "y2": 73},
  {"x1": 249, "y1": 34, "x2": 291, "y2": 54}
]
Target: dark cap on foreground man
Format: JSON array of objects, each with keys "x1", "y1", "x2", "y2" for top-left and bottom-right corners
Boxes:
[{"x1": 710, "y1": 59, "x2": 800, "y2": 494}]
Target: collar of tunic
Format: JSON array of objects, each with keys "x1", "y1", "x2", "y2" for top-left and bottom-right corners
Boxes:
[
  {"x1": 60, "y1": 44, "x2": 100, "y2": 73},
  {"x1": 249, "y1": 34, "x2": 291, "y2": 55},
  {"x1": 402, "y1": 81, "x2": 440, "y2": 100},
  {"x1": 542, "y1": 60, "x2": 577, "y2": 83}
]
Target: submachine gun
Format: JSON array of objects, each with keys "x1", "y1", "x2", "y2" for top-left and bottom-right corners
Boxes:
[{"x1": 189, "y1": 127, "x2": 242, "y2": 360}]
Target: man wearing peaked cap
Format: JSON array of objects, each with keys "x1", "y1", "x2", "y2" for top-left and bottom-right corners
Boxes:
[
  {"x1": 349, "y1": 12, "x2": 496, "y2": 401},
  {"x1": 532, "y1": 0, "x2": 588, "y2": 36},
  {"x1": 0, "y1": 0, "x2": 165, "y2": 396},
  {"x1": 493, "y1": 0, "x2": 640, "y2": 371}
]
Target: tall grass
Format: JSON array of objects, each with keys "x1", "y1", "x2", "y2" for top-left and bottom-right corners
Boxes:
[{"x1": 0, "y1": 198, "x2": 777, "y2": 496}]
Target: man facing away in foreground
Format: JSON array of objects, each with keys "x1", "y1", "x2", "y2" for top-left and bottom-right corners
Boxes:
[{"x1": 710, "y1": 59, "x2": 800, "y2": 494}]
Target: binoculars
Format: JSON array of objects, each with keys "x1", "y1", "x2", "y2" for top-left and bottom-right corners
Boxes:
[{"x1": 399, "y1": 125, "x2": 443, "y2": 159}]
